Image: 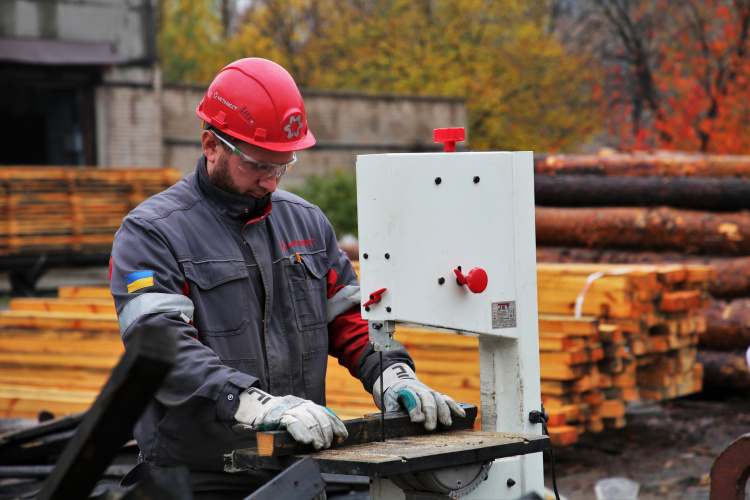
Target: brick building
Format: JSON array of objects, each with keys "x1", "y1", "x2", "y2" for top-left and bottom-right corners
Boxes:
[{"x1": 0, "y1": 0, "x2": 467, "y2": 186}]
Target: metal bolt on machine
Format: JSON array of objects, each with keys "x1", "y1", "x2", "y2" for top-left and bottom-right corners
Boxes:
[{"x1": 358, "y1": 128, "x2": 547, "y2": 499}]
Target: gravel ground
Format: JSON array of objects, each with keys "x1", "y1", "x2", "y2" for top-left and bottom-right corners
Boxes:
[{"x1": 546, "y1": 398, "x2": 750, "y2": 499}]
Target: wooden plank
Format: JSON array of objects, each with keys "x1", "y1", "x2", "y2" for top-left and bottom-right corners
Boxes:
[
  {"x1": 226, "y1": 430, "x2": 550, "y2": 478},
  {"x1": 546, "y1": 425, "x2": 579, "y2": 446},
  {"x1": 250, "y1": 404, "x2": 477, "y2": 457},
  {"x1": 538, "y1": 314, "x2": 599, "y2": 335},
  {"x1": 57, "y1": 287, "x2": 113, "y2": 300},
  {"x1": 9, "y1": 298, "x2": 116, "y2": 315},
  {"x1": 659, "y1": 290, "x2": 704, "y2": 312},
  {"x1": 0, "y1": 311, "x2": 118, "y2": 331}
]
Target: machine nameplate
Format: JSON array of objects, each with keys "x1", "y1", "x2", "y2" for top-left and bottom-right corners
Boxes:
[{"x1": 492, "y1": 301, "x2": 517, "y2": 329}]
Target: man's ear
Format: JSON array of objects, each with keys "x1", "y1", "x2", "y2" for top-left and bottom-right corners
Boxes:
[{"x1": 202, "y1": 130, "x2": 221, "y2": 163}]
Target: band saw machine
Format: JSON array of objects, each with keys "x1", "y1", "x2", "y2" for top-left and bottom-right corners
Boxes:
[{"x1": 225, "y1": 128, "x2": 553, "y2": 499}]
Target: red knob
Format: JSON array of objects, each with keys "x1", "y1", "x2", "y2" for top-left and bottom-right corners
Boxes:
[
  {"x1": 363, "y1": 288, "x2": 387, "y2": 307},
  {"x1": 454, "y1": 267, "x2": 488, "y2": 294},
  {"x1": 434, "y1": 127, "x2": 465, "y2": 152}
]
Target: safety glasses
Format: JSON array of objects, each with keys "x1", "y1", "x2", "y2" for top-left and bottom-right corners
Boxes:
[{"x1": 212, "y1": 131, "x2": 296, "y2": 179}]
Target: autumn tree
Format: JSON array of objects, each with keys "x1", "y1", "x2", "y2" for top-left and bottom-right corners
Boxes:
[
  {"x1": 157, "y1": 0, "x2": 231, "y2": 83},
  {"x1": 570, "y1": 0, "x2": 750, "y2": 154},
  {"x1": 226, "y1": 0, "x2": 601, "y2": 152}
]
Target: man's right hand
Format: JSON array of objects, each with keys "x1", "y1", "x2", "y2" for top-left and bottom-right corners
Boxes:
[{"x1": 234, "y1": 387, "x2": 348, "y2": 449}]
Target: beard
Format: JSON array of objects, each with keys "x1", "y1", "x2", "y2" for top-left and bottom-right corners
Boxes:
[{"x1": 209, "y1": 152, "x2": 247, "y2": 197}]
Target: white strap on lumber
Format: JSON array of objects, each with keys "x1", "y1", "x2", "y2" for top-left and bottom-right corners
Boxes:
[{"x1": 574, "y1": 269, "x2": 634, "y2": 319}]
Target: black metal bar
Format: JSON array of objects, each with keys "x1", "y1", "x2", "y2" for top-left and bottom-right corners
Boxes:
[
  {"x1": 245, "y1": 457, "x2": 324, "y2": 500},
  {"x1": 379, "y1": 350, "x2": 385, "y2": 443},
  {"x1": 35, "y1": 325, "x2": 177, "y2": 500}
]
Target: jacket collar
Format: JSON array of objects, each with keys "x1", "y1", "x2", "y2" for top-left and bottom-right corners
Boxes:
[{"x1": 195, "y1": 155, "x2": 271, "y2": 225}]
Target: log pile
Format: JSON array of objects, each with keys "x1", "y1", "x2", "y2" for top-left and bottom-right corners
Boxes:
[
  {"x1": 0, "y1": 167, "x2": 181, "y2": 256},
  {"x1": 535, "y1": 151, "x2": 750, "y2": 396}
]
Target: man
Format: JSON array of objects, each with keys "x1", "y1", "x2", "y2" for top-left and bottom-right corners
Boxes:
[{"x1": 110, "y1": 58, "x2": 464, "y2": 497}]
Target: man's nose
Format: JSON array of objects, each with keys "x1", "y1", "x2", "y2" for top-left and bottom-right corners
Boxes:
[{"x1": 259, "y1": 174, "x2": 279, "y2": 193}]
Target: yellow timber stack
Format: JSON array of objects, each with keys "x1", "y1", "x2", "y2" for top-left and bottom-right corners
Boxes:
[{"x1": 0, "y1": 263, "x2": 713, "y2": 448}]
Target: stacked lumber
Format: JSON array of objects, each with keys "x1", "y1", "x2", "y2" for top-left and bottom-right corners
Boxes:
[
  {"x1": 0, "y1": 287, "x2": 122, "y2": 418},
  {"x1": 0, "y1": 167, "x2": 181, "y2": 256},
  {"x1": 0, "y1": 262, "x2": 712, "y2": 448},
  {"x1": 534, "y1": 151, "x2": 750, "y2": 395},
  {"x1": 536, "y1": 263, "x2": 712, "y2": 445}
]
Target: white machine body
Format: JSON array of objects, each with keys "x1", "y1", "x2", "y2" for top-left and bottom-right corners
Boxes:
[{"x1": 357, "y1": 151, "x2": 545, "y2": 499}]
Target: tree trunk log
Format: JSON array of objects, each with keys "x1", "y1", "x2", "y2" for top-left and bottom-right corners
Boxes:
[
  {"x1": 696, "y1": 350, "x2": 750, "y2": 390},
  {"x1": 701, "y1": 299, "x2": 750, "y2": 351},
  {"x1": 535, "y1": 206, "x2": 750, "y2": 255},
  {"x1": 535, "y1": 175, "x2": 750, "y2": 210},
  {"x1": 536, "y1": 247, "x2": 750, "y2": 298},
  {"x1": 534, "y1": 153, "x2": 750, "y2": 178}
]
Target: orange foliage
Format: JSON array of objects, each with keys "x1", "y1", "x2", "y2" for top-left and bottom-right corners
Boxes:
[{"x1": 599, "y1": 0, "x2": 750, "y2": 154}]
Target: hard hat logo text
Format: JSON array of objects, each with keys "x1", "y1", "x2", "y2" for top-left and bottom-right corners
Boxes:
[
  {"x1": 213, "y1": 92, "x2": 238, "y2": 110},
  {"x1": 284, "y1": 115, "x2": 303, "y2": 139}
]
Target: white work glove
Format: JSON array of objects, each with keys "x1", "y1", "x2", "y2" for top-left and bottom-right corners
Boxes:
[
  {"x1": 234, "y1": 387, "x2": 348, "y2": 449},
  {"x1": 373, "y1": 363, "x2": 466, "y2": 431}
]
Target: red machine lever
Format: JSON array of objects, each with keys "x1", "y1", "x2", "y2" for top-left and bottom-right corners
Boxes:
[
  {"x1": 454, "y1": 267, "x2": 488, "y2": 294},
  {"x1": 363, "y1": 288, "x2": 387, "y2": 307},
  {"x1": 433, "y1": 127, "x2": 465, "y2": 153}
]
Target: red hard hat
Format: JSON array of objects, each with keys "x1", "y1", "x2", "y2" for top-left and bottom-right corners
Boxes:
[{"x1": 196, "y1": 58, "x2": 316, "y2": 152}]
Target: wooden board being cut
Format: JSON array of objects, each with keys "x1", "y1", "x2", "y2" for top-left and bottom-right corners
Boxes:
[{"x1": 225, "y1": 430, "x2": 550, "y2": 478}]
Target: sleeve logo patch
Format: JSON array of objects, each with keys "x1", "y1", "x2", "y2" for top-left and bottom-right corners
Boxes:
[{"x1": 127, "y1": 270, "x2": 155, "y2": 293}]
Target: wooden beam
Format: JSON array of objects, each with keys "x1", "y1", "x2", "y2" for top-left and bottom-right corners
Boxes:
[
  {"x1": 535, "y1": 174, "x2": 750, "y2": 210},
  {"x1": 534, "y1": 152, "x2": 750, "y2": 178},
  {"x1": 250, "y1": 403, "x2": 477, "y2": 457},
  {"x1": 535, "y1": 206, "x2": 750, "y2": 255}
]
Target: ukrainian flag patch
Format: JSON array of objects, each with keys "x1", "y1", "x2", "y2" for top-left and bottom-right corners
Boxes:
[{"x1": 127, "y1": 270, "x2": 154, "y2": 293}]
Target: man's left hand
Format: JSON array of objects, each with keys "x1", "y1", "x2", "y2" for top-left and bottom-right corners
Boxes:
[{"x1": 372, "y1": 362, "x2": 466, "y2": 430}]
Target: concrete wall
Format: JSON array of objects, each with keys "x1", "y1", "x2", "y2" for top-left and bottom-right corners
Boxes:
[
  {"x1": 95, "y1": 66, "x2": 164, "y2": 167},
  {"x1": 0, "y1": 0, "x2": 156, "y2": 62}
]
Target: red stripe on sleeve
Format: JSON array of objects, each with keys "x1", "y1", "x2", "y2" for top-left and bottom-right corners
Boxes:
[
  {"x1": 327, "y1": 268, "x2": 344, "y2": 298},
  {"x1": 328, "y1": 305, "x2": 369, "y2": 376}
]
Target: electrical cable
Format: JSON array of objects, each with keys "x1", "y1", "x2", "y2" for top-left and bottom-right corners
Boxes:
[
  {"x1": 530, "y1": 403, "x2": 561, "y2": 500},
  {"x1": 379, "y1": 350, "x2": 385, "y2": 442},
  {"x1": 541, "y1": 419, "x2": 561, "y2": 500}
]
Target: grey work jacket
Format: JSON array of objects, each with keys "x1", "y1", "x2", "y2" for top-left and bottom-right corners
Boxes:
[{"x1": 110, "y1": 157, "x2": 413, "y2": 485}]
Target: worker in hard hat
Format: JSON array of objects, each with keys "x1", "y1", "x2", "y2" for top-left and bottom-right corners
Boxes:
[{"x1": 110, "y1": 58, "x2": 465, "y2": 498}]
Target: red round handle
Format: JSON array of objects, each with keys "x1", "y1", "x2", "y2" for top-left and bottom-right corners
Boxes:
[
  {"x1": 466, "y1": 267, "x2": 488, "y2": 294},
  {"x1": 454, "y1": 267, "x2": 488, "y2": 293}
]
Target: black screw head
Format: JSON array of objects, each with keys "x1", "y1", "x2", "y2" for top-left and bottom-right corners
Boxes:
[
  {"x1": 386, "y1": 307, "x2": 392, "y2": 312},
  {"x1": 438, "y1": 277, "x2": 445, "y2": 285},
  {"x1": 474, "y1": 176, "x2": 480, "y2": 183},
  {"x1": 435, "y1": 177, "x2": 442, "y2": 185},
  {"x1": 365, "y1": 306, "x2": 370, "y2": 312},
  {"x1": 507, "y1": 478, "x2": 516, "y2": 487},
  {"x1": 363, "y1": 253, "x2": 369, "y2": 259},
  {"x1": 385, "y1": 253, "x2": 390, "y2": 259}
]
